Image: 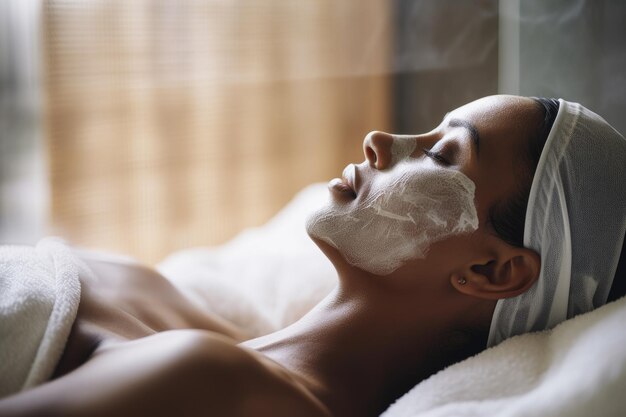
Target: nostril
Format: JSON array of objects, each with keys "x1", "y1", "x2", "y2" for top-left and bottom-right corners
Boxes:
[{"x1": 365, "y1": 145, "x2": 377, "y2": 166}]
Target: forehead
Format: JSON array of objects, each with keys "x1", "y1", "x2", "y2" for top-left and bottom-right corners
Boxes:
[
  {"x1": 448, "y1": 95, "x2": 542, "y2": 227},
  {"x1": 448, "y1": 95, "x2": 539, "y2": 128}
]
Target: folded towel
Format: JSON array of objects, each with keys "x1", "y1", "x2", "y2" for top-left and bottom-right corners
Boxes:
[
  {"x1": 0, "y1": 238, "x2": 82, "y2": 398},
  {"x1": 381, "y1": 295, "x2": 626, "y2": 417}
]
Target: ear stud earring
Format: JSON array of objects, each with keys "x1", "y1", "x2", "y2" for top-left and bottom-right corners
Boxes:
[{"x1": 457, "y1": 277, "x2": 467, "y2": 285}]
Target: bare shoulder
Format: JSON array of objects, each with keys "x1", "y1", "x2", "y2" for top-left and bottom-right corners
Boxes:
[{"x1": 0, "y1": 330, "x2": 330, "y2": 417}]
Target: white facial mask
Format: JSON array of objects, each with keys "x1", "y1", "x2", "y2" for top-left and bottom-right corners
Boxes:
[{"x1": 306, "y1": 136, "x2": 479, "y2": 275}]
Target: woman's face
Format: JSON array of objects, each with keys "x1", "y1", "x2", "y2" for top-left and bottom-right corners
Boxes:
[{"x1": 307, "y1": 95, "x2": 542, "y2": 286}]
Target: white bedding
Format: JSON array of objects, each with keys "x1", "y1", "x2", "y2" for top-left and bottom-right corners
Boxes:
[
  {"x1": 158, "y1": 184, "x2": 626, "y2": 416},
  {"x1": 382, "y1": 295, "x2": 626, "y2": 417}
]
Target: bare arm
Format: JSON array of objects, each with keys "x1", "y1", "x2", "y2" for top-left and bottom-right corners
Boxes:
[
  {"x1": 0, "y1": 330, "x2": 328, "y2": 417},
  {"x1": 78, "y1": 252, "x2": 248, "y2": 341}
]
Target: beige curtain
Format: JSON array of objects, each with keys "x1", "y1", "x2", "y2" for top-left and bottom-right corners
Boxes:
[{"x1": 43, "y1": 0, "x2": 391, "y2": 264}]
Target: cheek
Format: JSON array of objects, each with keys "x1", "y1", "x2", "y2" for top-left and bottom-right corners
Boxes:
[
  {"x1": 471, "y1": 169, "x2": 509, "y2": 226},
  {"x1": 380, "y1": 167, "x2": 479, "y2": 235},
  {"x1": 394, "y1": 234, "x2": 473, "y2": 284},
  {"x1": 417, "y1": 233, "x2": 476, "y2": 268},
  {"x1": 307, "y1": 165, "x2": 480, "y2": 276}
]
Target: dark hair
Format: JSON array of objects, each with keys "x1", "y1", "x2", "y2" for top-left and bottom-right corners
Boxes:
[{"x1": 488, "y1": 97, "x2": 560, "y2": 248}]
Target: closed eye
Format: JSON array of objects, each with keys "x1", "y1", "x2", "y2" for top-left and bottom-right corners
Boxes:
[{"x1": 422, "y1": 148, "x2": 449, "y2": 165}]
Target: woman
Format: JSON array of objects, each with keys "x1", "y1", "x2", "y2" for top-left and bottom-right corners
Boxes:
[{"x1": 1, "y1": 95, "x2": 625, "y2": 417}]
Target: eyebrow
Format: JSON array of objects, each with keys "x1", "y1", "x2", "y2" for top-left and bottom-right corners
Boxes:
[{"x1": 446, "y1": 117, "x2": 480, "y2": 158}]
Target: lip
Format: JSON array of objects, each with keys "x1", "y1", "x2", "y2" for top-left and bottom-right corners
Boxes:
[
  {"x1": 328, "y1": 177, "x2": 356, "y2": 199},
  {"x1": 328, "y1": 164, "x2": 359, "y2": 200},
  {"x1": 342, "y1": 164, "x2": 359, "y2": 195}
]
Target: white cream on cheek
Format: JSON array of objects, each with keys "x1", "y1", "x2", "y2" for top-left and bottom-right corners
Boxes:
[{"x1": 306, "y1": 136, "x2": 479, "y2": 275}]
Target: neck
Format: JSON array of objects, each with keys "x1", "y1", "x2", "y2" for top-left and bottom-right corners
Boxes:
[{"x1": 241, "y1": 279, "x2": 484, "y2": 417}]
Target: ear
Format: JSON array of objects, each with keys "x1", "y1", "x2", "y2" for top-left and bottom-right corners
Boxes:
[{"x1": 450, "y1": 241, "x2": 541, "y2": 300}]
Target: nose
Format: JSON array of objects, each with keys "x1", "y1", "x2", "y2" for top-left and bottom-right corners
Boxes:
[
  {"x1": 363, "y1": 131, "x2": 394, "y2": 169},
  {"x1": 363, "y1": 131, "x2": 417, "y2": 170}
]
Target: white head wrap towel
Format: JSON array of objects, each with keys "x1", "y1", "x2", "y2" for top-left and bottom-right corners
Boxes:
[{"x1": 487, "y1": 99, "x2": 626, "y2": 347}]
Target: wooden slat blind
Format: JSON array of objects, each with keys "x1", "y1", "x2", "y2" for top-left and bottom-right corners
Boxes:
[{"x1": 43, "y1": 0, "x2": 391, "y2": 263}]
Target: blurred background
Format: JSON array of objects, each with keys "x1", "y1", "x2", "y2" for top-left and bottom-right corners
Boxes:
[{"x1": 1, "y1": 0, "x2": 624, "y2": 264}]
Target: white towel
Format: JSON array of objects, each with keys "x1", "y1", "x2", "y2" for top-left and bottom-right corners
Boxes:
[
  {"x1": 381, "y1": 295, "x2": 626, "y2": 417},
  {"x1": 0, "y1": 238, "x2": 82, "y2": 398}
]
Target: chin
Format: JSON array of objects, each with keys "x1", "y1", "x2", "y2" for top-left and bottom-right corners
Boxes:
[
  {"x1": 306, "y1": 231, "x2": 339, "y2": 262},
  {"x1": 305, "y1": 231, "x2": 358, "y2": 276}
]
